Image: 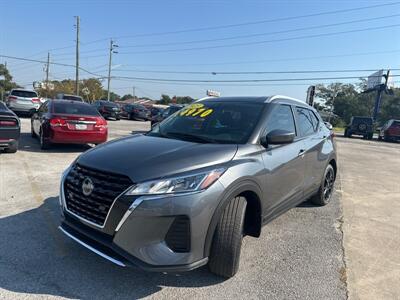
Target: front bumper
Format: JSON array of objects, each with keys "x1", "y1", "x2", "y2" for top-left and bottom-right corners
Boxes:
[{"x1": 59, "y1": 168, "x2": 224, "y2": 271}]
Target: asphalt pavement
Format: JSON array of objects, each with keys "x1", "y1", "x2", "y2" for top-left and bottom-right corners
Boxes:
[{"x1": 0, "y1": 118, "x2": 381, "y2": 300}]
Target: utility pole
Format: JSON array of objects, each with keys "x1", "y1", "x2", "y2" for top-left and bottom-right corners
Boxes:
[
  {"x1": 45, "y1": 52, "x2": 50, "y2": 98},
  {"x1": 75, "y1": 16, "x2": 80, "y2": 96},
  {"x1": 132, "y1": 86, "x2": 135, "y2": 99},
  {"x1": 107, "y1": 39, "x2": 118, "y2": 101}
]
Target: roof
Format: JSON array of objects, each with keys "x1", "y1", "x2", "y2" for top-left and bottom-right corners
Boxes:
[{"x1": 197, "y1": 95, "x2": 306, "y2": 105}]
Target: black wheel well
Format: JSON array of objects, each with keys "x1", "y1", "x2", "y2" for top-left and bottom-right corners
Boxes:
[
  {"x1": 329, "y1": 159, "x2": 337, "y2": 179},
  {"x1": 239, "y1": 191, "x2": 262, "y2": 238}
]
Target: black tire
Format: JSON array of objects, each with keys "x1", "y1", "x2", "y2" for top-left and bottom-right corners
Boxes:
[
  {"x1": 344, "y1": 129, "x2": 350, "y2": 138},
  {"x1": 367, "y1": 133, "x2": 373, "y2": 140},
  {"x1": 5, "y1": 141, "x2": 18, "y2": 153},
  {"x1": 129, "y1": 113, "x2": 134, "y2": 120},
  {"x1": 31, "y1": 122, "x2": 37, "y2": 138},
  {"x1": 39, "y1": 130, "x2": 51, "y2": 150},
  {"x1": 208, "y1": 196, "x2": 247, "y2": 278},
  {"x1": 378, "y1": 135, "x2": 382, "y2": 141},
  {"x1": 310, "y1": 164, "x2": 335, "y2": 206}
]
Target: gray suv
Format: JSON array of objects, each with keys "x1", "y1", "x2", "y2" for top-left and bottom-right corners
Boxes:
[{"x1": 59, "y1": 96, "x2": 337, "y2": 278}]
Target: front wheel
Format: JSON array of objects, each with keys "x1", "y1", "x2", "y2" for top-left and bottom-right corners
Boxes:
[
  {"x1": 310, "y1": 164, "x2": 335, "y2": 206},
  {"x1": 208, "y1": 196, "x2": 247, "y2": 278}
]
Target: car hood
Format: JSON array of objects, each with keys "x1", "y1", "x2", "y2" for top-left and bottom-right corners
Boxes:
[{"x1": 77, "y1": 134, "x2": 238, "y2": 182}]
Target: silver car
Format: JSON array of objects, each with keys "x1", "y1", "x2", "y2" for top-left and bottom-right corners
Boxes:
[
  {"x1": 6, "y1": 89, "x2": 41, "y2": 114},
  {"x1": 58, "y1": 96, "x2": 337, "y2": 278}
]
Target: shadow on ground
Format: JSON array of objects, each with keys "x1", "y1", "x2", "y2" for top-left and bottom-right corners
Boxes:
[
  {"x1": 17, "y1": 132, "x2": 93, "y2": 153},
  {"x1": 0, "y1": 197, "x2": 224, "y2": 299}
]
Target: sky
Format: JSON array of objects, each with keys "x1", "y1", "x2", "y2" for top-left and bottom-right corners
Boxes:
[{"x1": 1, "y1": 0, "x2": 399, "y2": 100}]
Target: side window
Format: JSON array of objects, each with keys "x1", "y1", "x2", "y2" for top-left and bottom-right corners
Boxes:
[
  {"x1": 265, "y1": 104, "x2": 296, "y2": 135},
  {"x1": 308, "y1": 110, "x2": 320, "y2": 132},
  {"x1": 295, "y1": 107, "x2": 315, "y2": 137},
  {"x1": 38, "y1": 101, "x2": 49, "y2": 113}
]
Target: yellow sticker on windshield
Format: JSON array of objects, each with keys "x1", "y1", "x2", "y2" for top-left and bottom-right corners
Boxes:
[{"x1": 179, "y1": 103, "x2": 214, "y2": 118}]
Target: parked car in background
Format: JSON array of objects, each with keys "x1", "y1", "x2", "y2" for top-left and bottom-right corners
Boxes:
[
  {"x1": 56, "y1": 93, "x2": 84, "y2": 102},
  {"x1": 344, "y1": 116, "x2": 374, "y2": 139},
  {"x1": 0, "y1": 101, "x2": 20, "y2": 153},
  {"x1": 120, "y1": 103, "x2": 150, "y2": 121},
  {"x1": 58, "y1": 96, "x2": 337, "y2": 278},
  {"x1": 6, "y1": 89, "x2": 41, "y2": 115},
  {"x1": 93, "y1": 100, "x2": 121, "y2": 120},
  {"x1": 378, "y1": 119, "x2": 400, "y2": 142},
  {"x1": 31, "y1": 100, "x2": 107, "y2": 149},
  {"x1": 150, "y1": 106, "x2": 164, "y2": 119},
  {"x1": 150, "y1": 104, "x2": 183, "y2": 126}
]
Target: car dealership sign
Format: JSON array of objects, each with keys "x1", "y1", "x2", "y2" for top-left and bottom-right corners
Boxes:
[{"x1": 207, "y1": 90, "x2": 220, "y2": 97}]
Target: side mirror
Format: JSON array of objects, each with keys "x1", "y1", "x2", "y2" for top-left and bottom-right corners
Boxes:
[
  {"x1": 261, "y1": 129, "x2": 295, "y2": 147},
  {"x1": 324, "y1": 122, "x2": 333, "y2": 130}
]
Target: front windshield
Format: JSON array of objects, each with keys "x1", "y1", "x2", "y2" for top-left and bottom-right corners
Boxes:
[{"x1": 148, "y1": 101, "x2": 264, "y2": 144}]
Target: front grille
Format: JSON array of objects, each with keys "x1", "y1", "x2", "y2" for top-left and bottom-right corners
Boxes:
[{"x1": 64, "y1": 164, "x2": 132, "y2": 226}]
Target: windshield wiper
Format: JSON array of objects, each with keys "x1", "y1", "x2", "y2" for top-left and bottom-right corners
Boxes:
[{"x1": 165, "y1": 132, "x2": 217, "y2": 143}]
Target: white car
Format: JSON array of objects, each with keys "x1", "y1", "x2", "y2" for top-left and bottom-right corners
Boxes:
[{"x1": 6, "y1": 89, "x2": 41, "y2": 115}]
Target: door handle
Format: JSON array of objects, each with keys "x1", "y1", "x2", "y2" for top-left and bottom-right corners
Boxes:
[{"x1": 298, "y1": 149, "x2": 306, "y2": 157}]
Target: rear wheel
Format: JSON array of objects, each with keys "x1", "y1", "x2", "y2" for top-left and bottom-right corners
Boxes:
[
  {"x1": 310, "y1": 164, "x2": 335, "y2": 206},
  {"x1": 31, "y1": 122, "x2": 37, "y2": 138},
  {"x1": 367, "y1": 133, "x2": 373, "y2": 140},
  {"x1": 39, "y1": 130, "x2": 51, "y2": 150},
  {"x1": 208, "y1": 196, "x2": 247, "y2": 278}
]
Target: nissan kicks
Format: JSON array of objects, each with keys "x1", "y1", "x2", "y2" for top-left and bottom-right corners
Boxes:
[{"x1": 59, "y1": 96, "x2": 337, "y2": 278}]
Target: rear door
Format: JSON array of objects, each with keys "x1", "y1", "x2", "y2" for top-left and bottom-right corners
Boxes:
[
  {"x1": 295, "y1": 107, "x2": 327, "y2": 196},
  {"x1": 261, "y1": 104, "x2": 306, "y2": 216}
]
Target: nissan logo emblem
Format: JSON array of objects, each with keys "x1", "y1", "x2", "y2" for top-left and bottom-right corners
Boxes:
[{"x1": 82, "y1": 177, "x2": 94, "y2": 196}]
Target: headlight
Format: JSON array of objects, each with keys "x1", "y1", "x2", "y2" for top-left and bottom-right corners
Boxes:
[{"x1": 125, "y1": 168, "x2": 225, "y2": 196}]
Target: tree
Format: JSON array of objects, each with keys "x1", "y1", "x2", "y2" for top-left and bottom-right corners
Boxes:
[
  {"x1": 100, "y1": 90, "x2": 120, "y2": 101},
  {"x1": 81, "y1": 78, "x2": 104, "y2": 102},
  {"x1": 121, "y1": 94, "x2": 133, "y2": 101},
  {"x1": 0, "y1": 64, "x2": 19, "y2": 100},
  {"x1": 159, "y1": 94, "x2": 171, "y2": 104}
]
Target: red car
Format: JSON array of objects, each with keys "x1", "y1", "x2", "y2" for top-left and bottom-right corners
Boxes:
[
  {"x1": 31, "y1": 100, "x2": 107, "y2": 149},
  {"x1": 378, "y1": 119, "x2": 400, "y2": 142}
]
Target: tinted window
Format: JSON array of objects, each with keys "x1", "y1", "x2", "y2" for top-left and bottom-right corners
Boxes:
[
  {"x1": 62, "y1": 95, "x2": 83, "y2": 102},
  {"x1": 308, "y1": 110, "x2": 319, "y2": 131},
  {"x1": 11, "y1": 90, "x2": 37, "y2": 98},
  {"x1": 265, "y1": 105, "x2": 296, "y2": 135},
  {"x1": 53, "y1": 102, "x2": 99, "y2": 116},
  {"x1": 39, "y1": 102, "x2": 49, "y2": 113},
  {"x1": 104, "y1": 102, "x2": 118, "y2": 108},
  {"x1": 149, "y1": 101, "x2": 264, "y2": 144},
  {"x1": 296, "y1": 107, "x2": 315, "y2": 137}
]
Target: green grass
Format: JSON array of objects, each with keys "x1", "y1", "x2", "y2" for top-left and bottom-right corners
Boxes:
[{"x1": 333, "y1": 127, "x2": 345, "y2": 133}]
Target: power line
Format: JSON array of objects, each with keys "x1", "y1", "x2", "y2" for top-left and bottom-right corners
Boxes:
[
  {"x1": 117, "y1": 49, "x2": 400, "y2": 67},
  {"x1": 119, "y1": 23, "x2": 400, "y2": 54},
  {"x1": 113, "y1": 74, "x2": 400, "y2": 84},
  {"x1": 120, "y1": 14, "x2": 400, "y2": 49},
  {"x1": 0, "y1": 55, "x2": 105, "y2": 78},
  {"x1": 87, "y1": 1, "x2": 400, "y2": 42},
  {"x1": 113, "y1": 68, "x2": 399, "y2": 75}
]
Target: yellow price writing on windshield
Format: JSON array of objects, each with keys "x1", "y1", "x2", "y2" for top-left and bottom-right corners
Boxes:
[{"x1": 179, "y1": 104, "x2": 214, "y2": 118}]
